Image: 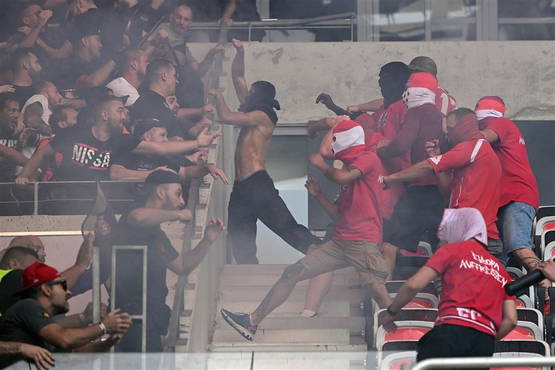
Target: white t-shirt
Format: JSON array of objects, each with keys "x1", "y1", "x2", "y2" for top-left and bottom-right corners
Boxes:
[
  {"x1": 106, "y1": 77, "x2": 140, "y2": 106},
  {"x1": 21, "y1": 94, "x2": 51, "y2": 126}
]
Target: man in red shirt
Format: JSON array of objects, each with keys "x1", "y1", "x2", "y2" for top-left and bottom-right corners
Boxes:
[
  {"x1": 220, "y1": 119, "x2": 391, "y2": 341},
  {"x1": 476, "y1": 96, "x2": 541, "y2": 269},
  {"x1": 382, "y1": 208, "x2": 517, "y2": 364},
  {"x1": 377, "y1": 72, "x2": 446, "y2": 256},
  {"x1": 382, "y1": 108, "x2": 503, "y2": 257}
]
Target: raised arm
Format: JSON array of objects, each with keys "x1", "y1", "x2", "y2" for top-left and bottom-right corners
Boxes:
[
  {"x1": 347, "y1": 98, "x2": 384, "y2": 114},
  {"x1": 126, "y1": 207, "x2": 192, "y2": 227},
  {"x1": 197, "y1": 45, "x2": 225, "y2": 78},
  {"x1": 315, "y1": 93, "x2": 350, "y2": 116},
  {"x1": 209, "y1": 90, "x2": 264, "y2": 127},
  {"x1": 76, "y1": 59, "x2": 117, "y2": 88},
  {"x1": 309, "y1": 153, "x2": 361, "y2": 185},
  {"x1": 133, "y1": 127, "x2": 218, "y2": 155},
  {"x1": 230, "y1": 38, "x2": 248, "y2": 105},
  {"x1": 60, "y1": 233, "x2": 93, "y2": 289},
  {"x1": 167, "y1": 218, "x2": 224, "y2": 275}
]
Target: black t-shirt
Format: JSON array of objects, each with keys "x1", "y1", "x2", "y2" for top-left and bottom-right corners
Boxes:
[
  {"x1": 0, "y1": 130, "x2": 20, "y2": 182},
  {"x1": 130, "y1": 90, "x2": 181, "y2": 138},
  {"x1": 56, "y1": 55, "x2": 111, "y2": 91},
  {"x1": 49, "y1": 126, "x2": 140, "y2": 181},
  {"x1": 111, "y1": 207, "x2": 179, "y2": 333},
  {"x1": 0, "y1": 299, "x2": 56, "y2": 368},
  {"x1": 13, "y1": 85, "x2": 35, "y2": 107}
]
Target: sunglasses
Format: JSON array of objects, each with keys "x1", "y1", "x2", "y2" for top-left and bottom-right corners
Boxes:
[{"x1": 47, "y1": 279, "x2": 68, "y2": 291}]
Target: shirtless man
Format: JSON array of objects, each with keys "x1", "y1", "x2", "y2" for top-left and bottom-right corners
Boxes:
[{"x1": 209, "y1": 39, "x2": 320, "y2": 264}]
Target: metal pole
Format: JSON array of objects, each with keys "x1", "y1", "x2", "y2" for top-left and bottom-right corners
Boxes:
[
  {"x1": 424, "y1": 0, "x2": 432, "y2": 41},
  {"x1": 141, "y1": 245, "x2": 147, "y2": 353},
  {"x1": 33, "y1": 182, "x2": 38, "y2": 215},
  {"x1": 411, "y1": 356, "x2": 555, "y2": 370},
  {"x1": 92, "y1": 244, "x2": 100, "y2": 323}
]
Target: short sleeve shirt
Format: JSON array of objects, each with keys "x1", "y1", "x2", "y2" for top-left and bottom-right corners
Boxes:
[
  {"x1": 428, "y1": 139, "x2": 502, "y2": 239},
  {"x1": 0, "y1": 299, "x2": 56, "y2": 367},
  {"x1": 480, "y1": 117, "x2": 539, "y2": 209},
  {"x1": 0, "y1": 130, "x2": 20, "y2": 182},
  {"x1": 49, "y1": 126, "x2": 140, "y2": 181},
  {"x1": 130, "y1": 90, "x2": 181, "y2": 137},
  {"x1": 333, "y1": 151, "x2": 384, "y2": 243},
  {"x1": 436, "y1": 86, "x2": 457, "y2": 117},
  {"x1": 426, "y1": 240, "x2": 513, "y2": 336}
]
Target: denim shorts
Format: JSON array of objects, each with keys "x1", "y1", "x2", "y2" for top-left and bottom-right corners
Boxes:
[{"x1": 497, "y1": 201, "x2": 536, "y2": 257}]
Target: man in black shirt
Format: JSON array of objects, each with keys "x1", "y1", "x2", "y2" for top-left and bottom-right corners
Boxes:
[
  {"x1": 16, "y1": 96, "x2": 218, "y2": 184},
  {"x1": 0, "y1": 94, "x2": 28, "y2": 182},
  {"x1": 0, "y1": 262, "x2": 132, "y2": 368},
  {"x1": 111, "y1": 170, "x2": 224, "y2": 351},
  {"x1": 9, "y1": 50, "x2": 43, "y2": 107}
]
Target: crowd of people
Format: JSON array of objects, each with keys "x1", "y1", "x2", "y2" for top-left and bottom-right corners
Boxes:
[{"x1": 0, "y1": 0, "x2": 548, "y2": 369}]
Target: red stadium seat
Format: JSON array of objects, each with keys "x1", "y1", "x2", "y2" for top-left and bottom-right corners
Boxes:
[
  {"x1": 379, "y1": 351, "x2": 416, "y2": 370},
  {"x1": 504, "y1": 321, "x2": 542, "y2": 340},
  {"x1": 375, "y1": 321, "x2": 433, "y2": 350}
]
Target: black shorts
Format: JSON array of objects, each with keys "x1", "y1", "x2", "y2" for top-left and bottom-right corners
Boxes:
[{"x1": 417, "y1": 324, "x2": 495, "y2": 370}]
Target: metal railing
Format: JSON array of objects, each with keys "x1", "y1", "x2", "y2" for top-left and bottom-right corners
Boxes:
[{"x1": 411, "y1": 356, "x2": 555, "y2": 370}]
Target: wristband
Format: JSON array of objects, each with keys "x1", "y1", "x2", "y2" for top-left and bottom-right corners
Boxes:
[
  {"x1": 386, "y1": 306, "x2": 398, "y2": 316},
  {"x1": 98, "y1": 322, "x2": 107, "y2": 336}
]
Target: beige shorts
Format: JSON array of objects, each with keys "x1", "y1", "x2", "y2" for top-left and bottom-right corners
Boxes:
[{"x1": 300, "y1": 239, "x2": 388, "y2": 284}]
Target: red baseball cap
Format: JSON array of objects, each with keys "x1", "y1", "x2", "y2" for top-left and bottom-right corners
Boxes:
[{"x1": 15, "y1": 262, "x2": 60, "y2": 295}]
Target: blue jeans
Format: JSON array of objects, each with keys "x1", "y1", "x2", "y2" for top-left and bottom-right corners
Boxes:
[{"x1": 497, "y1": 201, "x2": 536, "y2": 264}]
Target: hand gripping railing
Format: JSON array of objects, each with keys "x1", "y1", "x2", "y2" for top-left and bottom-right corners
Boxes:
[{"x1": 411, "y1": 356, "x2": 555, "y2": 370}]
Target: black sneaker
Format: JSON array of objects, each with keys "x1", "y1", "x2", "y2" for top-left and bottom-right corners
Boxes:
[{"x1": 220, "y1": 308, "x2": 257, "y2": 341}]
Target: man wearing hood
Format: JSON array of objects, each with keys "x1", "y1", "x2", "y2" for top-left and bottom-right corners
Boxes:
[
  {"x1": 209, "y1": 38, "x2": 320, "y2": 264},
  {"x1": 382, "y1": 208, "x2": 517, "y2": 365},
  {"x1": 475, "y1": 96, "x2": 541, "y2": 270},
  {"x1": 382, "y1": 108, "x2": 503, "y2": 258},
  {"x1": 220, "y1": 119, "x2": 391, "y2": 341}
]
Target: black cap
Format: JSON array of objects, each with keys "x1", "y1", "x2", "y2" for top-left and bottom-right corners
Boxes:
[
  {"x1": 133, "y1": 118, "x2": 164, "y2": 138},
  {"x1": 145, "y1": 170, "x2": 180, "y2": 185}
]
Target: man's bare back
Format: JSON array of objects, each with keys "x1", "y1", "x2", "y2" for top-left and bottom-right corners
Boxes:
[{"x1": 234, "y1": 113, "x2": 274, "y2": 181}]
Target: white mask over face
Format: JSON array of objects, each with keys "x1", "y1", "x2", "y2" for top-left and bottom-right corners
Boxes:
[
  {"x1": 437, "y1": 208, "x2": 488, "y2": 246},
  {"x1": 403, "y1": 87, "x2": 436, "y2": 109},
  {"x1": 475, "y1": 109, "x2": 503, "y2": 121}
]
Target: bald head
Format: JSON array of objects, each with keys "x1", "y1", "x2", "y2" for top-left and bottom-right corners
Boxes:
[{"x1": 9, "y1": 236, "x2": 46, "y2": 262}]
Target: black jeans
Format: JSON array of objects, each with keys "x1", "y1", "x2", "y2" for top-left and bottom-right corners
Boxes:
[
  {"x1": 228, "y1": 170, "x2": 320, "y2": 264},
  {"x1": 417, "y1": 324, "x2": 495, "y2": 370},
  {"x1": 387, "y1": 185, "x2": 445, "y2": 252}
]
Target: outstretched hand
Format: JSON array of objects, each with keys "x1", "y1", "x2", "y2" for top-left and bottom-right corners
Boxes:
[
  {"x1": 204, "y1": 218, "x2": 225, "y2": 242},
  {"x1": 304, "y1": 176, "x2": 321, "y2": 197},
  {"x1": 315, "y1": 93, "x2": 335, "y2": 109}
]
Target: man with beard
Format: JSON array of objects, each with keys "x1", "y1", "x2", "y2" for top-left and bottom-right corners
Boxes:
[
  {"x1": 209, "y1": 38, "x2": 321, "y2": 264},
  {"x1": 112, "y1": 170, "x2": 224, "y2": 351},
  {"x1": 106, "y1": 49, "x2": 149, "y2": 107},
  {"x1": 9, "y1": 50, "x2": 43, "y2": 107},
  {"x1": 16, "y1": 95, "x2": 217, "y2": 184},
  {"x1": 381, "y1": 108, "x2": 503, "y2": 257},
  {"x1": 220, "y1": 119, "x2": 391, "y2": 340},
  {"x1": 0, "y1": 262, "x2": 133, "y2": 368},
  {"x1": 0, "y1": 94, "x2": 28, "y2": 182}
]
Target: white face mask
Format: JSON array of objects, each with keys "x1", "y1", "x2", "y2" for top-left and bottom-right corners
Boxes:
[
  {"x1": 403, "y1": 87, "x2": 436, "y2": 109},
  {"x1": 475, "y1": 109, "x2": 503, "y2": 121},
  {"x1": 437, "y1": 208, "x2": 488, "y2": 246},
  {"x1": 331, "y1": 125, "x2": 365, "y2": 156}
]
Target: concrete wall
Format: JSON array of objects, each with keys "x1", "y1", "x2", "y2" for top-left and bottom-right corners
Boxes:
[{"x1": 192, "y1": 41, "x2": 555, "y2": 123}]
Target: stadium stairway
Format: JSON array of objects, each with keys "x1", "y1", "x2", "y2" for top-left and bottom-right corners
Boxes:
[{"x1": 209, "y1": 264, "x2": 368, "y2": 354}]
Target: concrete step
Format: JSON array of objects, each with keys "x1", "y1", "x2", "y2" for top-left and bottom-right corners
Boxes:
[
  {"x1": 212, "y1": 328, "x2": 363, "y2": 347},
  {"x1": 222, "y1": 265, "x2": 356, "y2": 276},
  {"x1": 214, "y1": 300, "x2": 363, "y2": 317},
  {"x1": 220, "y1": 285, "x2": 366, "y2": 303},
  {"x1": 220, "y1": 273, "x2": 360, "y2": 287},
  {"x1": 208, "y1": 345, "x2": 368, "y2": 354},
  {"x1": 214, "y1": 316, "x2": 366, "y2": 332}
]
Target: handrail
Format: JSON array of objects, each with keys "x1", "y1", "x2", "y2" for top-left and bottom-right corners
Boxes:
[
  {"x1": 411, "y1": 356, "x2": 555, "y2": 370},
  {"x1": 189, "y1": 12, "x2": 356, "y2": 29}
]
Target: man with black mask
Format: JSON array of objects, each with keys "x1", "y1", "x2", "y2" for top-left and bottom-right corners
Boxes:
[{"x1": 209, "y1": 39, "x2": 320, "y2": 264}]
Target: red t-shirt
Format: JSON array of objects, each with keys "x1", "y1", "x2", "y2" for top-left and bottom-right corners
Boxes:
[
  {"x1": 378, "y1": 103, "x2": 444, "y2": 186},
  {"x1": 333, "y1": 151, "x2": 383, "y2": 243},
  {"x1": 436, "y1": 86, "x2": 457, "y2": 117},
  {"x1": 426, "y1": 240, "x2": 513, "y2": 336},
  {"x1": 355, "y1": 111, "x2": 379, "y2": 137},
  {"x1": 428, "y1": 139, "x2": 502, "y2": 239},
  {"x1": 480, "y1": 117, "x2": 540, "y2": 209}
]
